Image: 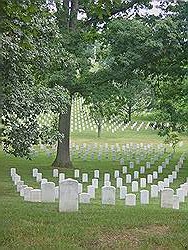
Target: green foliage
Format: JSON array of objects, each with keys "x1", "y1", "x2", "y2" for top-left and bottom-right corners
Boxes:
[{"x1": 164, "y1": 132, "x2": 180, "y2": 152}]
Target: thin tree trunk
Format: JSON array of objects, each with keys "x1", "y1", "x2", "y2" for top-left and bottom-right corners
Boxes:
[
  {"x1": 128, "y1": 106, "x2": 132, "y2": 122},
  {"x1": 97, "y1": 123, "x2": 102, "y2": 138},
  {"x1": 52, "y1": 104, "x2": 72, "y2": 168}
]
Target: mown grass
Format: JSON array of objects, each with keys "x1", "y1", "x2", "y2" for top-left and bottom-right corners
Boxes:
[{"x1": 0, "y1": 129, "x2": 188, "y2": 249}]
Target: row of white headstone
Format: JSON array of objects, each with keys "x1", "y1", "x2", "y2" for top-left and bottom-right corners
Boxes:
[{"x1": 10, "y1": 158, "x2": 187, "y2": 211}]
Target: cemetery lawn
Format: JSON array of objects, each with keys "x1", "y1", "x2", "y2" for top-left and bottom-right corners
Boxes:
[{"x1": 0, "y1": 129, "x2": 188, "y2": 249}]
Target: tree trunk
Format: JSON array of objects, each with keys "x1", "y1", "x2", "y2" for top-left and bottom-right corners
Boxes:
[
  {"x1": 52, "y1": 104, "x2": 72, "y2": 168},
  {"x1": 128, "y1": 106, "x2": 132, "y2": 122},
  {"x1": 97, "y1": 123, "x2": 102, "y2": 138}
]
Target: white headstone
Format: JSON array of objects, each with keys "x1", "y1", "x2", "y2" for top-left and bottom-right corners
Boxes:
[
  {"x1": 140, "y1": 178, "x2": 146, "y2": 188},
  {"x1": 79, "y1": 193, "x2": 90, "y2": 203},
  {"x1": 36, "y1": 173, "x2": 42, "y2": 182},
  {"x1": 140, "y1": 190, "x2": 149, "y2": 204},
  {"x1": 151, "y1": 185, "x2": 158, "y2": 198},
  {"x1": 30, "y1": 189, "x2": 41, "y2": 202},
  {"x1": 16, "y1": 181, "x2": 24, "y2": 192},
  {"x1": 176, "y1": 188, "x2": 185, "y2": 202},
  {"x1": 94, "y1": 170, "x2": 99, "y2": 178},
  {"x1": 129, "y1": 162, "x2": 134, "y2": 168},
  {"x1": 24, "y1": 187, "x2": 33, "y2": 201},
  {"x1": 32, "y1": 168, "x2": 38, "y2": 177},
  {"x1": 158, "y1": 166, "x2": 163, "y2": 174},
  {"x1": 59, "y1": 173, "x2": 65, "y2": 182},
  {"x1": 126, "y1": 174, "x2": 132, "y2": 184},
  {"x1": 59, "y1": 179, "x2": 78, "y2": 212},
  {"x1": 161, "y1": 188, "x2": 174, "y2": 208},
  {"x1": 120, "y1": 186, "x2": 127, "y2": 199},
  {"x1": 153, "y1": 171, "x2": 158, "y2": 180},
  {"x1": 53, "y1": 169, "x2": 59, "y2": 177},
  {"x1": 14, "y1": 175, "x2": 21, "y2": 185},
  {"x1": 122, "y1": 166, "x2": 127, "y2": 174},
  {"x1": 41, "y1": 178, "x2": 48, "y2": 187},
  {"x1": 163, "y1": 178, "x2": 170, "y2": 188},
  {"x1": 158, "y1": 181, "x2": 164, "y2": 191},
  {"x1": 146, "y1": 162, "x2": 151, "y2": 169},
  {"x1": 116, "y1": 177, "x2": 123, "y2": 188},
  {"x1": 55, "y1": 186, "x2": 59, "y2": 199},
  {"x1": 92, "y1": 178, "x2": 98, "y2": 189},
  {"x1": 74, "y1": 169, "x2": 80, "y2": 178},
  {"x1": 82, "y1": 173, "x2": 88, "y2": 183},
  {"x1": 134, "y1": 171, "x2": 139, "y2": 179},
  {"x1": 168, "y1": 175, "x2": 173, "y2": 183},
  {"x1": 11, "y1": 168, "x2": 16, "y2": 176},
  {"x1": 140, "y1": 166, "x2": 145, "y2": 174},
  {"x1": 78, "y1": 183, "x2": 83, "y2": 194},
  {"x1": 147, "y1": 174, "x2": 153, "y2": 184},
  {"x1": 125, "y1": 194, "x2": 136, "y2": 206},
  {"x1": 102, "y1": 186, "x2": 116, "y2": 205},
  {"x1": 20, "y1": 185, "x2": 28, "y2": 196},
  {"x1": 104, "y1": 181, "x2": 111, "y2": 187},
  {"x1": 132, "y1": 181, "x2": 138, "y2": 192},
  {"x1": 172, "y1": 171, "x2": 177, "y2": 179},
  {"x1": 173, "y1": 195, "x2": 179, "y2": 209},
  {"x1": 41, "y1": 182, "x2": 55, "y2": 202},
  {"x1": 114, "y1": 170, "x2": 120, "y2": 178},
  {"x1": 87, "y1": 185, "x2": 95, "y2": 199},
  {"x1": 104, "y1": 173, "x2": 110, "y2": 182}
]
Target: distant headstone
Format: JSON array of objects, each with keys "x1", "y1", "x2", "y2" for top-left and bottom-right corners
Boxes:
[
  {"x1": 126, "y1": 174, "x2": 132, "y2": 184},
  {"x1": 59, "y1": 173, "x2": 65, "y2": 182},
  {"x1": 82, "y1": 173, "x2": 88, "y2": 183},
  {"x1": 134, "y1": 171, "x2": 139, "y2": 179},
  {"x1": 114, "y1": 170, "x2": 120, "y2": 178},
  {"x1": 140, "y1": 178, "x2": 146, "y2": 188},
  {"x1": 36, "y1": 173, "x2": 42, "y2": 182},
  {"x1": 94, "y1": 170, "x2": 99, "y2": 178},
  {"x1": 132, "y1": 181, "x2": 138, "y2": 192},
  {"x1": 153, "y1": 171, "x2": 158, "y2": 180},
  {"x1": 140, "y1": 166, "x2": 145, "y2": 174},
  {"x1": 104, "y1": 173, "x2": 110, "y2": 182},
  {"x1": 147, "y1": 174, "x2": 153, "y2": 184},
  {"x1": 92, "y1": 178, "x2": 98, "y2": 189},
  {"x1": 122, "y1": 166, "x2": 127, "y2": 174},
  {"x1": 32, "y1": 168, "x2": 38, "y2": 177},
  {"x1": 74, "y1": 169, "x2": 80, "y2": 178},
  {"x1": 53, "y1": 169, "x2": 59, "y2": 177}
]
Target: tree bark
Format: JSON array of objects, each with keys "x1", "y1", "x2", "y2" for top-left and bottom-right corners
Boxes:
[
  {"x1": 97, "y1": 123, "x2": 102, "y2": 138},
  {"x1": 128, "y1": 105, "x2": 132, "y2": 122},
  {"x1": 52, "y1": 104, "x2": 72, "y2": 168}
]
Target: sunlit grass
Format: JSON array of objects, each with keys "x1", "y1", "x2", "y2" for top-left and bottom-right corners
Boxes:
[{"x1": 0, "y1": 130, "x2": 188, "y2": 249}]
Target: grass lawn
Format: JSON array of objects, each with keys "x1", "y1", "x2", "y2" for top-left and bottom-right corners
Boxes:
[{"x1": 0, "y1": 129, "x2": 188, "y2": 249}]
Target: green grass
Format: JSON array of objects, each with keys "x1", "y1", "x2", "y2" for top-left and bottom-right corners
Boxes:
[{"x1": 0, "y1": 129, "x2": 188, "y2": 249}]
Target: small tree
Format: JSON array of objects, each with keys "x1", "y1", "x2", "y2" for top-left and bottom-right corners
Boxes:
[{"x1": 164, "y1": 132, "x2": 180, "y2": 152}]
